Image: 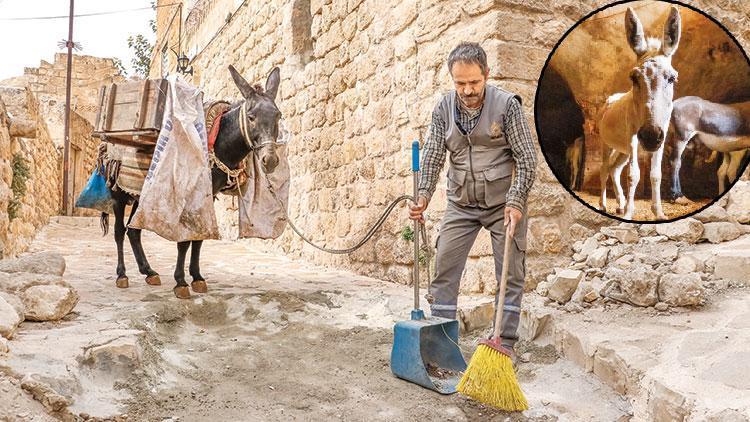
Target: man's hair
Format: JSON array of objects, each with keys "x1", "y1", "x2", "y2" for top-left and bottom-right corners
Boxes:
[{"x1": 447, "y1": 42, "x2": 488, "y2": 75}]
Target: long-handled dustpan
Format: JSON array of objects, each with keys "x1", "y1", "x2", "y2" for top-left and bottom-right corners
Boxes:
[{"x1": 390, "y1": 141, "x2": 467, "y2": 394}]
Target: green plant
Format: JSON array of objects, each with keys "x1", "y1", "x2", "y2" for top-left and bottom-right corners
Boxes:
[
  {"x1": 8, "y1": 153, "x2": 30, "y2": 221},
  {"x1": 112, "y1": 58, "x2": 127, "y2": 77},
  {"x1": 128, "y1": 34, "x2": 153, "y2": 77},
  {"x1": 400, "y1": 225, "x2": 414, "y2": 242}
]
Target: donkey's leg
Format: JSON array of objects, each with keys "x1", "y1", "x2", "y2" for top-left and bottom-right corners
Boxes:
[
  {"x1": 599, "y1": 144, "x2": 612, "y2": 212},
  {"x1": 726, "y1": 150, "x2": 747, "y2": 190},
  {"x1": 125, "y1": 200, "x2": 161, "y2": 286},
  {"x1": 113, "y1": 195, "x2": 129, "y2": 288},
  {"x1": 650, "y1": 144, "x2": 667, "y2": 220},
  {"x1": 669, "y1": 138, "x2": 689, "y2": 201},
  {"x1": 173, "y1": 241, "x2": 191, "y2": 299},
  {"x1": 624, "y1": 138, "x2": 640, "y2": 220},
  {"x1": 189, "y1": 240, "x2": 207, "y2": 293},
  {"x1": 610, "y1": 152, "x2": 629, "y2": 215},
  {"x1": 717, "y1": 152, "x2": 730, "y2": 194}
]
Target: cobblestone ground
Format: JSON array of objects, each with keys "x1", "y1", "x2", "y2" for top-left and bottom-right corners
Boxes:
[{"x1": 1, "y1": 217, "x2": 629, "y2": 421}]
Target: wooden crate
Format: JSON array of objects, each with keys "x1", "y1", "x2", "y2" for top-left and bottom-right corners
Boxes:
[{"x1": 92, "y1": 79, "x2": 168, "y2": 148}]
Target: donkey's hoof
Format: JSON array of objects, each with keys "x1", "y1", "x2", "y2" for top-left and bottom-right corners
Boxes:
[
  {"x1": 616, "y1": 207, "x2": 625, "y2": 215},
  {"x1": 191, "y1": 280, "x2": 208, "y2": 293},
  {"x1": 173, "y1": 286, "x2": 191, "y2": 299},
  {"x1": 674, "y1": 196, "x2": 691, "y2": 205},
  {"x1": 116, "y1": 277, "x2": 129, "y2": 288},
  {"x1": 145, "y1": 275, "x2": 162, "y2": 286}
]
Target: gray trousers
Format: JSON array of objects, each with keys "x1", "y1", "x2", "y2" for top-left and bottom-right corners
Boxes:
[{"x1": 429, "y1": 200, "x2": 527, "y2": 348}]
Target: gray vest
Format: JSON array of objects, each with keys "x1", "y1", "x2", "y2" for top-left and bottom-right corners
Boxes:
[{"x1": 436, "y1": 85, "x2": 520, "y2": 208}]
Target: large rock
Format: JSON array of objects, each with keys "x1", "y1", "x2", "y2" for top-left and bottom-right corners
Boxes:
[
  {"x1": 658, "y1": 273, "x2": 705, "y2": 306},
  {"x1": 547, "y1": 269, "x2": 584, "y2": 304},
  {"x1": 671, "y1": 256, "x2": 701, "y2": 274},
  {"x1": 21, "y1": 285, "x2": 79, "y2": 321},
  {"x1": 700, "y1": 222, "x2": 742, "y2": 244},
  {"x1": 694, "y1": 204, "x2": 730, "y2": 223},
  {"x1": 726, "y1": 180, "x2": 750, "y2": 223},
  {"x1": 0, "y1": 292, "x2": 24, "y2": 320},
  {"x1": 655, "y1": 218, "x2": 704, "y2": 243},
  {"x1": 0, "y1": 252, "x2": 66, "y2": 276},
  {"x1": 579, "y1": 237, "x2": 599, "y2": 257},
  {"x1": 0, "y1": 271, "x2": 66, "y2": 293},
  {"x1": 600, "y1": 226, "x2": 639, "y2": 244},
  {"x1": 602, "y1": 265, "x2": 659, "y2": 307},
  {"x1": 0, "y1": 296, "x2": 21, "y2": 339}
]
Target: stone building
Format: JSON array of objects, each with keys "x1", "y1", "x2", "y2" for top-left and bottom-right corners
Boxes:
[
  {"x1": 149, "y1": 0, "x2": 750, "y2": 293},
  {"x1": 0, "y1": 54, "x2": 123, "y2": 257}
]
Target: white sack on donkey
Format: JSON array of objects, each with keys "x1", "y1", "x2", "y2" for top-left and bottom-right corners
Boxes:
[{"x1": 130, "y1": 75, "x2": 220, "y2": 242}]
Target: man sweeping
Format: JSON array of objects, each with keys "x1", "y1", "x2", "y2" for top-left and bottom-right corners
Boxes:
[{"x1": 409, "y1": 41, "x2": 537, "y2": 363}]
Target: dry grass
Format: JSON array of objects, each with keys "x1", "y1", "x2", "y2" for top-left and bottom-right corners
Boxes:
[{"x1": 574, "y1": 191, "x2": 711, "y2": 222}]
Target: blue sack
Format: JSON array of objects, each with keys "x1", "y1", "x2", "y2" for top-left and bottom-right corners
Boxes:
[{"x1": 75, "y1": 164, "x2": 113, "y2": 213}]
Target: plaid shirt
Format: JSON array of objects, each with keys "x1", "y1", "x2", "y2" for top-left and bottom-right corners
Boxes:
[{"x1": 418, "y1": 93, "x2": 537, "y2": 212}]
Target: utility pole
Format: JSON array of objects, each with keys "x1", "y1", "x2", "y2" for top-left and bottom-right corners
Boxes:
[{"x1": 62, "y1": 0, "x2": 74, "y2": 215}]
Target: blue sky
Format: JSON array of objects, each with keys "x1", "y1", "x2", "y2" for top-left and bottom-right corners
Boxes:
[{"x1": 0, "y1": 0, "x2": 156, "y2": 80}]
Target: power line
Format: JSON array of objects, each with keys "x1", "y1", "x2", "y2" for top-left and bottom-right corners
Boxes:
[{"x1": 0, "y1": 3, "x2": 179, "y2": 21}]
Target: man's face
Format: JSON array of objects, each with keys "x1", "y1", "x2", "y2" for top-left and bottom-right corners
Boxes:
[{"x1": 450, "y1": 61, "x2": 488, "y2": 109}]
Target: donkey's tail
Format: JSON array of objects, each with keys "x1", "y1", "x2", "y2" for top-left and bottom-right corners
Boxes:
[{"x1": 100, "y1": 213, "x2": 109, "y2": 236}]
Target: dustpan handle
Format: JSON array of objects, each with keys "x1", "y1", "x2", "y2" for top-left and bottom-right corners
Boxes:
[
  {"x1": 412, "y1": 140, "x2": 420, "y2": 311},
  {"x1": 492, "y1": 222, "x2": 513, "y2": 340}
]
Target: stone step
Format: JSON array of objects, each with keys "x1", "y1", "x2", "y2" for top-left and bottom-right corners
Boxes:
[{"x1": 520, "y1": 289, "x2": 750, "y2": 421}]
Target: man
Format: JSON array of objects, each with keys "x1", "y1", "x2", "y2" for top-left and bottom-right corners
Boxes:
[{"x1": 409, "y1": 42, "x2": 536, "y2": 357}]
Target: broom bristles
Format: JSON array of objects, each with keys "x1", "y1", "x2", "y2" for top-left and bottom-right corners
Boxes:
[{"x1": 457, "y1": 344, "x2": 528, "y2": 411}]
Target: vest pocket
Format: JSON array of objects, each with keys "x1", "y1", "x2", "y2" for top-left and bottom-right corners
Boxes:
[
  {"x1": 482, "y1": 166, "x2": 513, "y2": 208},
  {"x1": 446, "y1": 167, "x2": 468, "y2": 204}
]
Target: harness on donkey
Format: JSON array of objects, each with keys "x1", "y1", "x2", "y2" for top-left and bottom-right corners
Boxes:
[{"x1": 99, "y1": 99, "x2": 267, "y2": 199}]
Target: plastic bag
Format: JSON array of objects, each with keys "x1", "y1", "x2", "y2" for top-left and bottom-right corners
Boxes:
[{"x1": 75, "y1": 165, "x2": 113, "y2": 213}]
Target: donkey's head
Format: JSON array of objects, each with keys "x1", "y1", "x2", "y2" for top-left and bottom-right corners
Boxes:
[
  {"x1": 228, "y1": 65, "x2": 282, "y2": 174},
  {"x1": 625, "y1": 6, "x2": 681, "y2": 152}
]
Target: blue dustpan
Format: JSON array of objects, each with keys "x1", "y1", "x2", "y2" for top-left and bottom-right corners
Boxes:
[{"x1": 390, "y1": 141, "x2": 467, "y2": 394}]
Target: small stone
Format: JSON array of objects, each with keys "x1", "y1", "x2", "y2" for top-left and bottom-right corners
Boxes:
[
  {"x1": 520, "y1": 352, "x2": 531, "y2": 363},
  {"x1": 638, "y1": 225, "x2": 657, "y2": 236},
  {"x1": 700, "y1": 222, "x2": 742, "y2": 244},
  {"x1": 658, "y1": 273, "x2": 705, "y2": 307},
  {"x1": 572, "y1": 280, "x2": 599, "y2": 303},
  {"x1": 0, "y1": 296, "x2": 21, "y2": 339},
  {"x1": 572, "y1": 253, "x2": 587, "y2": 262},
  {"x1": 671, "y1": 256, "x2": 698, "y2": 274},
  {"x1": 655, "y1": 218, "x2": 704, "y2": 243},
  {"x1": 601, "y1": 226, "x2": 639, "y2": 243},
  {"x1": 726, "y1": 180, "x2": 750, "y2": 223},
  {"x1": 547, "y1": 269, "x2": 584, "y2": 304},
  {"x1": 0, "y1": 337, "x2": 8, "y2": 353},
  {"x1": 586, "y1": 248, "x2": 609, "y2": 268},
  {"x1": 580, "y1": 237, "x2": 599, "y2": 257},
  {"x1": 694, "y1": 204, "x2": 730, "y2": 223},
  {"x1": 613, "y1": 254, "x2": 634, "y2": 268},
  {"x1": 654, "y1": 302, "x2": 669, "y2": 312}
]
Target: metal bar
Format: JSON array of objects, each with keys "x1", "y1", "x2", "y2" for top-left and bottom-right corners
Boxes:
[
  {"x1": 62, "y1": 0, "x2": 74, "y2": 215},
  {"x1": 413, "y1": 171, "x2": 420, "y2": 310}
]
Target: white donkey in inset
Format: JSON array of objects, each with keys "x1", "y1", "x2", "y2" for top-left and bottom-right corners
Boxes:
[{"x1": 599, "y1": 6, "x2": 681, "y2": 220}]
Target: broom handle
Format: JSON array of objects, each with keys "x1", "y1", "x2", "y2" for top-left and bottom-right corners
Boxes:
[
  {"x1": 412, "y1": 140, "x2": 420, "y2": 310},
  {"x1": 492, "y1": 222, "x2": 513, "y2": 340}
]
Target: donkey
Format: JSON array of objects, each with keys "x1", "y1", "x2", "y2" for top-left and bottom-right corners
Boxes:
[
  {"x1": 668, "y1": 96, "x2": 750, "y2": 201},
  {"x1": 102, "y1": 66, "x2": 282, "y2": 299},
  {"x1": 598, "y1": 6, "x2": 681, "y2": 220}
]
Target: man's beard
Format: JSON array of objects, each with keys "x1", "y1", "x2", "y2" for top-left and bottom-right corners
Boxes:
[{"x1": 458, "y1": 87, "x2": 486, "y2": 109}]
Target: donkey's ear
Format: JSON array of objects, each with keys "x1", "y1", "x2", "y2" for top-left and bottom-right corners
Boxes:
[
  {"x1": 265, "y1": 67, "x2": 280, "y2": 101},
  {"x1": 661, "y1": 6, "x2": 681, "y2": 57},
  {"x1": 625, "y1": 7, "x2": 647, "y2": 57},
  {"x1": 228, "y1": 65, "x2": 256, "y2": 99}
]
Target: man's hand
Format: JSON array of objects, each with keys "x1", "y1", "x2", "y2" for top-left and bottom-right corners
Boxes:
[
  {"x1": 409, "y1": 196, "x2": 429, "y2": 223},
  {"x1": 504, "y1": 206, "x2": 523, "y2": 237}
]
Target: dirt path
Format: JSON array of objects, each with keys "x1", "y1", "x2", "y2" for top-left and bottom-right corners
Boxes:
[
  {"x1": 1, "y1": 218, "x2": 630, "y2": 421},
  {"x1": 575, "y1": 191, "x2": 709, "y2": 221}
]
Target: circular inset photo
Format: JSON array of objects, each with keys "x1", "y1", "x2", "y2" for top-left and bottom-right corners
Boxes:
[{"x1": 535, "y1": 0, "x2": 750, "y2": 223}]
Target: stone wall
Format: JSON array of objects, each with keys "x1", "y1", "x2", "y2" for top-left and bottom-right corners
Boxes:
[
  {"x1": 151, "y1": 0, "x2": 750, "y2": 293},
  {"x1": 0, "y1": 89, "x2": 60, "y2": 258}
]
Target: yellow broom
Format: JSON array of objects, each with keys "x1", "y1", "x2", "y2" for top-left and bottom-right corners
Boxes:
[{"x1": 456, "y1": 223, "x2": 528, "y2": 411}]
